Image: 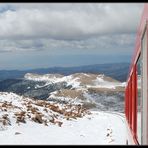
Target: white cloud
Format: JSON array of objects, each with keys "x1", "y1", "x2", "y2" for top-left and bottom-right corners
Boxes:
[
  {"x1": 0, "y1": 3, "x2": 143, "y2": 40},
  {"x1": 0, "y1": 33, "x2": 138, "y2": 54},
  {"x1": 0, "y1": 3, "x2": 144, "y2": 53}
]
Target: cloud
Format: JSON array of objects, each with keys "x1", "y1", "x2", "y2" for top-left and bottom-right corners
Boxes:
[
  {"x1": 0, "y1": 3, "x2": 144, "y2": 54},
  {"x1": 0, "y1": 33, "x2": 137, "y2": 54},
  {"x1": 0, "y1": 3, "x2": 143, "y2": 40},
  {"x1": 0, "y1": 39, "x2": 44, "y2": 52}
]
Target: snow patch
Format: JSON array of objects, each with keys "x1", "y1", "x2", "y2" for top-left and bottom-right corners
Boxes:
[
  {"x1": 0, "y1": 110, "x2": 127, "y2": 145},
  {"x1": 25, "y1": 73, "x2": 81, "y2": 89}
]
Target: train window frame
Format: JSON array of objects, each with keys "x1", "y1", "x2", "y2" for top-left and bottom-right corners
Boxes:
[
  {"x1": 140, "y1": 21, "x2": 148, "y2": 144},
  {"x1": 136, "y1": 54, "x2": 142, "y2": 144}
]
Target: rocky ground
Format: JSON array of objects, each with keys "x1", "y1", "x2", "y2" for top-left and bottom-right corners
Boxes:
[{"x1": 0, "y1": 92, "x2": 90, "y2": 131}]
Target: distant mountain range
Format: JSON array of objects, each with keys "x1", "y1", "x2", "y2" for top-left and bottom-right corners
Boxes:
[
  {"x1": 0, "y1": 63, "x2": 130, "y2": 82},
  {"x1": 0, "y1": 72, "x2": 125, "y2": 113}
]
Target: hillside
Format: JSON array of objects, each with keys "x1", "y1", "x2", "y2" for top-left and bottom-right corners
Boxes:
[
  {"x1": 0, "y1": 72, "x2": 127, "y2": 145},
  {"x1": 0, "y1": 92, "x2": 126, "y2": 145},
  {"x1": 0, "y1": 73, "x2": 125, "y2": 113}
]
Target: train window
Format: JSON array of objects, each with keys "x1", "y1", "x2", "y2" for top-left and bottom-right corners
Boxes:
[{"x1": 137, "y1": 55, "x2": 141, "y2": 144}]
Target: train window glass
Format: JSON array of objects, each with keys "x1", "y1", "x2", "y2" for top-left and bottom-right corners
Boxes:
[{"x1": 137, "y1": 55, "x2": 141, "y2": 144}]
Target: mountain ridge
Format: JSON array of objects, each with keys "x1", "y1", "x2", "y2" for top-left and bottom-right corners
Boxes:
[{"x1": 0, "y1": 63, "x2": 130, "y2": 82}]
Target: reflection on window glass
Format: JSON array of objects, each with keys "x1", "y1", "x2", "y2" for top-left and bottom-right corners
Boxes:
[{"x1": 137, "y1": 55, "x2": 141, "y2": 144}]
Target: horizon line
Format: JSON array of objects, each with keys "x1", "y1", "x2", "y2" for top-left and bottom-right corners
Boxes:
[{"x1": 0, "y1": 62, "x2": 130, "y2": 71}]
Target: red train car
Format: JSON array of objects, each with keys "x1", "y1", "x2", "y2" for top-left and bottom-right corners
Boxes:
[{"x1": 125, "y1": 3, "x2": 148, "y2": 145}]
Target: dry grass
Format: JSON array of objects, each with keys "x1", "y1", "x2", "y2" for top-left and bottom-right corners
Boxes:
[
  {"x1": 0, "y1": 95, "x2": 90, "y2": 127},
  {"x1": 72, "y1": 73, "x2": 98, "y2": 85},
  {"x1": 102, "y1": 76, "x2": 120, "y2": 83},
  {"x1": 54, "y1": 89, "x2": 85, "y2": 100},
  {"x1": 87, "y1": 86, "x2": 125, "y2": 94},
  {"x1": 72, "y1": 73, "x2": 121, "y2": 85}
]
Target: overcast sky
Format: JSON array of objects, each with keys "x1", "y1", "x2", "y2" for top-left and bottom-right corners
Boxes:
[{"x1": 0, "y1": 3, "x2": 144, "y2": 70}]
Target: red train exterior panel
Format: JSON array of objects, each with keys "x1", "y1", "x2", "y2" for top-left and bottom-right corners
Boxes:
[
  {"x1": 125, "y1": 4, "x2": 148, "y2": 145},
  {"x1": 132, "y1": 65, "x2": 137, "y2": 140}
]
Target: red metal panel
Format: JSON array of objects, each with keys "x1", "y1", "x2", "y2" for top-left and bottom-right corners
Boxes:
[
  {"x1": 129, "y1": 79, "x2": 132, "y2": 128},
  {"x1": 126, "y1": 87, "x2": 128, "y2": 120},
  {"x1": 135, "y1": 65, "x2": 137, "y2": 140},
  {"x1": 128, "y1": 83, "x2": 130, "y2": 124},
  {"x1": 125, "y1": 87, "x2": 127, "y2": 117},
  {"x1": 126, "y1": 84, "x2": 129, "y2": 123},
  {"x1": 129, "y1": 82, "x2": 131, "y2": 125},
  {"x1": 127, "y1": 85, "x2": 129, "y2": 123},
  {"x1": 125, "y1": 86, "x2": 129, "y2": 121},
  {"x1": 132, "y1": 73, "x2": 134, "y2": 131},
  {"x1": 132, "y1": 65, "x2": 137, "y2": 139},
  {"x1": 128, "y1": 84, "x2": 130, "y2": 124},
  {"x1": 131, "y1": 77, "x2": 133, "y2": 130},
  {"x1": 125, "y1": 50, "x2": 139, "y2": 144}
]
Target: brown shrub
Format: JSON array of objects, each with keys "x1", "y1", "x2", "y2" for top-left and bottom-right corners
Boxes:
[{"x1": 32, "y1": 113, "x2": 43, "y2": 124}]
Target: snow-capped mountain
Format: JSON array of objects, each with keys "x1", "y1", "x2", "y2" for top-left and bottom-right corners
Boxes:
[
  {"x1": 0, "y1": 63, "x2": 129, "y2": 82},
  {"x1": 24, "y1": 72, "x2": 125, "y2": 89},
  {"x1": 0, "y1": 72, "x2": 125, "y2": 113}
]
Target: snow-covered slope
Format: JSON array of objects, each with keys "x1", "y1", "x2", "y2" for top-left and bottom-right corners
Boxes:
[
  {"x1": 0, "y1": 73, "x2": 127, "y2": 145},
  {"x1": 0, "y1": 92, "x2": 89, "y2": 131},
  {"x1": 24, "y1": 73, "x2": 126, "y2": 112},
  {"x1": 24, "y1": 73, "x2": 64, "y2": 82},
  {"x1": 0, "y1": 111, "x2": 127, "y2": 145},
  {"x1": 24, "y1": 73, "x2": 125, "y2": 90},
  {"x1": 25, "y1": 73, "x2": 80, "y2": 89},
  {"x1": 0, "y1": 92, "x2": 127, "y2": 145}
]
